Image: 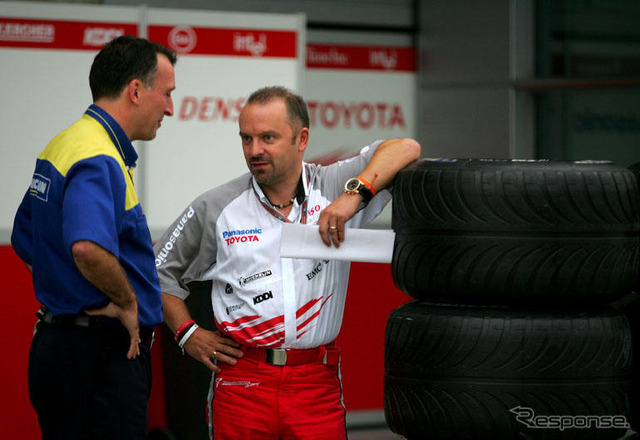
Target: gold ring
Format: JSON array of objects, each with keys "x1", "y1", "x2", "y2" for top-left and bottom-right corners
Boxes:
[
  {"x1": 329, "y1": 226, "x2": 337, "y2": 230},
  {"x1": 211, "y1": 351, "x2": 217, "y2": 359}
]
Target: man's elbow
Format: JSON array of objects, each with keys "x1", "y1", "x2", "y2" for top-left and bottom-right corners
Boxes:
[
  {"x1": 394, "y1": 137, "x2": 421, "y2": 165},
  {"x1": 71, "y1": 240, "x2": 93, "y2": 259},
  {"x1": 70, "y1": 240, "x2": 106, "y2": 267}
]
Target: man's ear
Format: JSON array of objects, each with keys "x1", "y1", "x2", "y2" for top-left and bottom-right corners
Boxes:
[
  {"x1": 297, "y1": 127, "x2": 310, "y2": 153},
  {"x1": 127, "y1": 79, "x2": 142, "y2": 104}
]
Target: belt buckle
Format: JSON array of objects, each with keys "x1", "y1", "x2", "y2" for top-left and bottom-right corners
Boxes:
[{"x1": 265, "y1": 348, "x2": 287, "y2": 366}]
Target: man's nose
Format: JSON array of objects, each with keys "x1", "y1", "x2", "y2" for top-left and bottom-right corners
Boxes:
[
  {"x1": 165, "y1": 98, "x2": 174, "y2": 117},
  {"x1": 247, "y1": 140, "x2": 265, "y2": 156}
]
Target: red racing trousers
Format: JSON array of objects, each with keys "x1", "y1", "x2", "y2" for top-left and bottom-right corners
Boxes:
[{"x1": 207, "y1": 352, "x2": 347, "y2": 440}]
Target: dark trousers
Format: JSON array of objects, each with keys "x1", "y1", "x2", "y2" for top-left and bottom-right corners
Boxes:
[{"x1": 28, "y1": 319, "x2": 152, "y2": 440}]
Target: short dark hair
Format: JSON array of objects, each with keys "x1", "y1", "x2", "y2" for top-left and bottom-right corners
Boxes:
[
  {"x1": 246, "y1": 86, "x2": 310, "y2": 132},
  {"x1": 89, "y1": 34, "x2": 177, "y2": 101}
]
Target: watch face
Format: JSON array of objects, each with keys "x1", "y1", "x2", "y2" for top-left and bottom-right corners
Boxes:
[{"x1": 345, "y1": 178, "x2": 360, "y2": 191}]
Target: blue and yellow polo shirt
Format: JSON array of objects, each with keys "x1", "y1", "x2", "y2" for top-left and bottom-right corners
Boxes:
[{"x1": 11, "y1": 105, "x2": 162, "y2": 327}]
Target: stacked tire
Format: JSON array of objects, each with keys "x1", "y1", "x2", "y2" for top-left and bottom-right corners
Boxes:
[{"x1": 384, "y1": 159, "x2": 640, "y2": 440}]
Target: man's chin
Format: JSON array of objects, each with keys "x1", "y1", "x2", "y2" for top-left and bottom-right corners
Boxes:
[
  {"x1": 137, "y1": 131, "x2": 157, "y2": 142},
  {"x1": 251, "y1": 171, "x2": 274, "y2": 185}
]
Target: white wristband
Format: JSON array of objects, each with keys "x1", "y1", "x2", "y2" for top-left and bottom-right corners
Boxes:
[{"x1": 178, "y1": 323, "x2": 199, "y2": 349}]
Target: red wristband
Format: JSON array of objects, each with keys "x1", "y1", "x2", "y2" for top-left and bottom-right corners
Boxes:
[
  {"x1": 358, "y1": 176, "x2": 377, "y2": 196},
  {"x1": 174, "y1": 319, "x2": 196, "y2": 342}
]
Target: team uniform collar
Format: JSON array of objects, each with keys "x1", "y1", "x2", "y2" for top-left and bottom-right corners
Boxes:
[
  {"x1": 252, "y1": 163, "x2": 311, "y2": 224},
  {"x1": 251, "y1": 162, "x2": 310, "y2": 207},
  {"x1": 85, "y1": 104, "x2": 138, "y2": 169}
]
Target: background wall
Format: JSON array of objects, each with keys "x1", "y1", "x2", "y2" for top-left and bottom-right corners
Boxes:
[
  {"x1": 5, "y1": 0, "x2": 638, "y2": 438},
  {"x1": 0, "y1": 1, "x2": 422, "y2": 438},
  {"x1": 417, "y1": 0, "x2": 513, "y2": 159}
]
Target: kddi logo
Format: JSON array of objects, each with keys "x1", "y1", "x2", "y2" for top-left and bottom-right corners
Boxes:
[{"x1": 253, "y1": 291, "x2": 273, "y2": 305}]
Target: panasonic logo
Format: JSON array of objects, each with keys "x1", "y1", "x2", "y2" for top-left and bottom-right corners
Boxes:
[
  {"x1": 222, "y1": 227, "x2": 263, "y2": 246},
  {"x1": 155, "y1": 206, "x2": 195, "y2": 267}
]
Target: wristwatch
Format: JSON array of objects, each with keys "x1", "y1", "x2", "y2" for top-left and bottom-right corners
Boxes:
[{"x1": 344, "y1": 177, "x2": 375, "y2": 203}]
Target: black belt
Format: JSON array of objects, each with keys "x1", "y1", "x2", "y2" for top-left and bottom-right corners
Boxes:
[{"x1": 37, "y1": 308, "x2": 155, "y2": 347}]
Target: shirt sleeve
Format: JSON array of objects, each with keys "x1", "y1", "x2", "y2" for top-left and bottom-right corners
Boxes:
[
  {"x1": 61, "y1": 155, "x2": 125, "y2": 258},
  {"x1": 154, "y1": 195, "x2": 214, "y2": 299},
  {"x1": 11, "y1": 190, "x2": 34, "y2": 265},
  {"x1": 319, "y1": 140, "x2": 393, "y2": 227}
]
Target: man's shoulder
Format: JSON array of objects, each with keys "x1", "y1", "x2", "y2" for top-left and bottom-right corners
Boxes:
[
  {"x1": 191, "y1": 173, "x2": 253, "y2": 210},
  {"x1": 39, "y1": 115, "x2": 121, "y2": 176}
]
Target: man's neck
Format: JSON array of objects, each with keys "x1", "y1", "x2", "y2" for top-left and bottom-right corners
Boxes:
[
  {"x1": 259, "y1": 163, "x2": 303, "y2": 207},
  {"x1": 94, "y1": 97, "x2": 133, "y2": 140},
  {"x1": 260, "y1": 181, "x2": 298, "y2": 208}
]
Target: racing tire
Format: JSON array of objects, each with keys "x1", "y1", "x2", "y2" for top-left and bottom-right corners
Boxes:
[
  {"x1": 628, "y1": 161, "x2": 640, "y2": 291},
  {"x1": 384, "y1": 301, "x2": 632, "y2": 440},
  {"x1": 391, "y1": 159, "x2": 640, "y2": 304},
  {"x1": 628, "y1": 162, "x2": 640, "y2": 187}
]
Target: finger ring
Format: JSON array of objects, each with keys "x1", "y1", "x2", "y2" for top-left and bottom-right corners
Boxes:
[
  {"x1": 329, "y1": 226, "x2": 337, "y2": 230},
  {"x1": 211, "y1": 351, "x2": 217, "y2": 359}
]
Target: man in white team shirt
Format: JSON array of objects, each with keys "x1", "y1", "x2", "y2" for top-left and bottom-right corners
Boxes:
[{"x1": 154, "y1": 86, "x2": 420, "y2": 439}]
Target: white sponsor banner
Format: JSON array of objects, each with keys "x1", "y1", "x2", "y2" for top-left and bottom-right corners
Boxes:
[
  {"x1": 0, "y1": 2, "x2": 139, "y2": 242},
  {"x1": 0, "y1": 2, "x2": 304, "y2": 241},
  {"x1": 143, "y1": 9, "x2": 304, "y2": 234},
  {"x1": 281, "y1": 224, "x2": 395, "y2": 263},
  {"x1": 304, "y1": 36, "x2": 417, "y2": 227}
]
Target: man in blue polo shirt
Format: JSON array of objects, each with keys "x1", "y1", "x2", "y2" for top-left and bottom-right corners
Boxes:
[{"x1": 11, "y1": 35, "x2": 176, "y2": 440}]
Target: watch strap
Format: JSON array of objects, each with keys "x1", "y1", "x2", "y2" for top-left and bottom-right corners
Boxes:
[
  {"x1": 358, "y1": 177, "x2": 377, "y2": 197},
  {"x1": 357, "y1": 184, "x2": 373, "y2": 203}
]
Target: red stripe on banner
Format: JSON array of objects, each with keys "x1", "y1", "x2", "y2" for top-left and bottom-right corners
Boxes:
[
  {"x1": 307, "y1": 43, "x2": 416, "y2": 72},
  {"x1": 148, "y1": 25, "x2": 297, "y2": 58},
  {"x1": 0, "y1": 17, "x2": 137, "y2": 50}
]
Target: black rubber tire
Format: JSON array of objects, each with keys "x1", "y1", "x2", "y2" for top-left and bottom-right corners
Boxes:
[
  {"x1": 615, "y1": 292, "x2": 640, "y2": 431},
  {"x1": 628, "y1": 161, "x2": 640, "y2": 291},
  {"x1": 384, "y1": 301, "x2": 632, "y2": 440},
  {"x1": 628, "y1": 162, "x2": 640, "y2": 188},
  {"x1": 391, "y1": 159, "x2": 640, "y2": 304}
]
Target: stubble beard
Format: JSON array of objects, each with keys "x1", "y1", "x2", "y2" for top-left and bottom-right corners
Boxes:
[
  {"x1": 250, "y1": 159, "x2": 276, "y2": 185},
  {"x1": 252, "y1": 170, "x2": 276, "y2": 185}
]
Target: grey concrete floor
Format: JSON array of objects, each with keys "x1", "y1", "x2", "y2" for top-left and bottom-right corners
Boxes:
[{"x1": 347, "y1": 427, "x2": 404, "y2": 439}]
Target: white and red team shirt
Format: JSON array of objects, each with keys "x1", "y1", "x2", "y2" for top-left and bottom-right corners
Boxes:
[{"x1": 154, "y1": 141, "x2": 390, "y2": 349}]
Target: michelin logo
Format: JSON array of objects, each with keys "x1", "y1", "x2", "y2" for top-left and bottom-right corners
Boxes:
[
  {"x1": 239, "y1": 270, "x2": 272, "y2": 287},
  {"x1": 155, "y1": 206, "x2": 195, "y2": 267},
  {"x1": 29, "y1": 174, "x2": 51, "y2": 202}
]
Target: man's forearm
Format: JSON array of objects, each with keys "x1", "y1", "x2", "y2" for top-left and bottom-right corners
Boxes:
[
  {"x1": 359, "y1": 138, "x2": 421, "y2": 191},
  {"x1": 71, "y1": 240, "x2": 137, "y2": 309},
  {"x1": 163, "y1": 292, "x2": 194, "y2": 333}
]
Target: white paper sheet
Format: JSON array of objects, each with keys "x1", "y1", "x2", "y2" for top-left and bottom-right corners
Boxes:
[{"x1": 280, "y1": 223, "x2": 395, "y2": 263}]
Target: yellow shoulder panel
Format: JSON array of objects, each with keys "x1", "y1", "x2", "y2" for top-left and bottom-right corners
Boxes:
[{"x1": 38, "y1": 115, "x2": 139, "y2": 210}]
